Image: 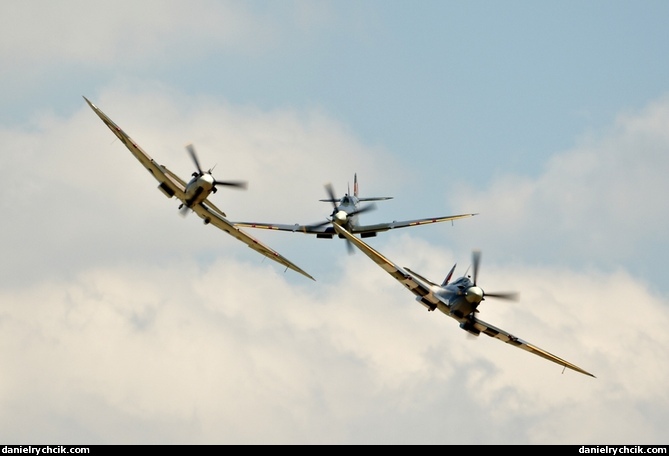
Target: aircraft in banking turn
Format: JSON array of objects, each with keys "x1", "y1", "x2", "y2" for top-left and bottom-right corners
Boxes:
[
  {"x1": 332, "y1": 222, "x2": 595, "y2": 377},
  {"x1": 83, "y1": 96, "x2": 314, "y2": 281},
  {"x1": 233, "y1": 173, "x2": 478, "y2": 253}
]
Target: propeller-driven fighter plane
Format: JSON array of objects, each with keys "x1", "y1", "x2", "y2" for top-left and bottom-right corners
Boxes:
[
  {"x1": 234, "y1": 173, "x2": 477, "y2": 253},
  {"x1": 332, "y1": 222, "x2": 595, "y2": 377},
  {"x1": 84, "y1": 96, "x2": 314, "y2": 281}
]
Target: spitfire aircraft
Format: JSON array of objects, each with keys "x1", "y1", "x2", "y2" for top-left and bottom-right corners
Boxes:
[
  {"x1": 233, "y1": 173, "x2": 478, "y2": 253},
  {"x1": 83, "y1": 96, "x2": 314, "y2": 281},
  {"x1": 332, "y1": 223, "x2": 595, "y2": 377}
]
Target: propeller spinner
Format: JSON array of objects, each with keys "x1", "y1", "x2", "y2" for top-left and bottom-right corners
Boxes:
[
  {"x1": 314, "y1": 183, "x2": 377, "y2": 254},
  {"x1": 179, "y1": 144, "x2": 248, "y2": 216},
  {"x1": 324, "y1": 183, "x2": 377, "y2": 222},
  {"x1": 185, "y1": 144, "x2": 248, "y2": 190},
  {"x1": 464, "y1": 250, "x2": 519, "y2": 304}
]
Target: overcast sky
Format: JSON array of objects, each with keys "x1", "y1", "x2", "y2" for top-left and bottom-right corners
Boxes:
[{"x1": 2, "y1": 0, "x2": 669, "y2": 445}]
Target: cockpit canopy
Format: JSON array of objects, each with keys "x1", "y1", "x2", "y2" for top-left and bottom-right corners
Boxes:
[{"x1": 449, "y1": 276, "x2": 472, "y2": 288}]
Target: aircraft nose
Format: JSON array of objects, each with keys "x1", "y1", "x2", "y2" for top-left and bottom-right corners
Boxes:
[
  {"x1": 334, "y1": 211, "x2": 348, "y2": 223},
  {"x1": 202, "y1": 173, "x2": 214, "y2": 183},
  {"x1": 465, "y1": 286, "x2": 484, "y2": 303}
]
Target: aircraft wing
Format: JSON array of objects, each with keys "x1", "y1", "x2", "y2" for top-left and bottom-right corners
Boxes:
[
  {"x1": 85, "y1": 96, "x2": 314, "y2": 281},
  {"x1": 469, "y1": 316, "x2": 595, "y2": 377},
  {"x1": 333, "y1": 223, "x2": 595, "y2": 377},
  {"x1": 192, "y1": 202, "x2": 315, "y2": 281},
  {"x1": 332, "y1": 223, "x2": 444, "y2": 310},
  {"x1": 350, "y1": 212, "x2": 478, "y2": 235},
  {"x1": 233, "y1": 213, "x2": 478, "y2": 236},
  {"x1": 231, "y1": 221, "x2": 335, "y2": 235},
  {"x1": 84, "y1": 96, "x2": 188, "y2": 201}
]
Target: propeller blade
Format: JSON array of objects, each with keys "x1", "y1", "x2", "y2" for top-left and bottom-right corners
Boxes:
[
  {"x1": 307, "y1": 219, "x2": 332, "y2": 229},
  {"x1": 459, "y1": 249, "x2": 520, "y2": 304},
  {"x1": 348, "y1": 202, "x2": 377, "y2": 218},
  {"x1": 485, "y1": 291, "x2": 520, "y2": 301},
  {"x1": 179, "y1": 204, "x2": 191, "y2": 217},
  {"x1": 186, "y1": 144, "x2": 204, "y2": 175},
  {"x1": 213, "y1": 180, "x2": 248, "y2": 190},
  {"x1": 472, "y1": 250, "x2": 481, "y2": 286},
  {"x1": 312, "y1": 184, "x2": 377, "y2": 253},
  {"x1": 324, "y1": 183, "x2": 339, "y2": 213}
]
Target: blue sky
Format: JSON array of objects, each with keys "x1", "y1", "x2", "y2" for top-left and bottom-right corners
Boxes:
[{"x1": 1, "y1": 0, "x2": 669, "y2": 444}]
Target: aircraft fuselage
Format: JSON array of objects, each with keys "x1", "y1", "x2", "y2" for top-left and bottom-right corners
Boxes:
[{"x1": 184, "y1": 173, "x2": 215, "y2": 207}]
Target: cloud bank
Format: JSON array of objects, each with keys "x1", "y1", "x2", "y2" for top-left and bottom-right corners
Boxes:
[{"x1": 1, "y1": 88, "x2": 668, "y2": 444}]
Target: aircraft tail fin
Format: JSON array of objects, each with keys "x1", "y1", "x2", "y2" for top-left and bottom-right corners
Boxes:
[{"x1": 442, "y1": 263, "x2": 457, "y2": 286}]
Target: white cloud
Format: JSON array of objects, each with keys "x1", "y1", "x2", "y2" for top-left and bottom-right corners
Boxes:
[
  {"x1": 0, "y1": 1, "x2": 279, "y2": 67},
  {"x1": 1, "y1": 248, "x2": 667, "y2": 444},
  {"x1": 444, "y1": 95, "x2": 669, "y2": 282},
  {"x1": 1, "y1": 89, "x2": 668, "y2": 444},
  {"x1": 0, "y1": 0, "x2": 360, "y2": 72},
  {"x1": 0, "y1": 86, "x2": 402, "y2": 285}
]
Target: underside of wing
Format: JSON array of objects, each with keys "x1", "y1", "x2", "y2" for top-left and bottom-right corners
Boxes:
[
  {"x1": 333, "y1": 223, "x2": 438, "y2": 307},
  {"x1": 356, "y1": 197, "x2": 393, "y2": 202},
  {"x1": 470, "y1": 316, "x2": 595, "y2": 377},
  {"x1": 404, "y1": 267, "x2": 440, "y2": 288},
  {"x1": 352, "y1": 212, "x2": 478, "y2": 235},
  {"x1": 234, "y1": 212, "x2": 478, "y2": 236},
  {"x1": 86, "y1": 97, "x2": 312, "y2": 279},
  {"x1": 84, "y1": 97, "x2": 186, "y2": 200},
  {"x1": 232, "y1": 221, "x2": 334, "y2": 235},
  {"x1": 193, "y1": 202, "x2": 315, "y2": 281},
  {"x1": 157, "y1": 165, "x2": 187, "y2": 199}
]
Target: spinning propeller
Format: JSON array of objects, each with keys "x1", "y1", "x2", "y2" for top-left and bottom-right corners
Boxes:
[
  {"x1": 312, "y1": 183, "x2": 377, "y2": 254},
  {"x1": 464, "y1": 250, "x2": 520, "y2": 304},
  {"x1": 186, "y1": 144, "x2": 248, "y2": 190},
  {"x1": 179, "y1": 144, "x2": 248, "y2": 216},
  {"x1": 457, "y1": 250, "x2": 519, "y2": 340}
]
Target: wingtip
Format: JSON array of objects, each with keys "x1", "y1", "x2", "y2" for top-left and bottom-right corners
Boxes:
[
  {"x1": 82, "y1": 96, "x2": 96, "y2": 110},
  {"x1": 304, "y1": 269, "x2": 316, "y2": 281},
  {"x1": 571, "y1": 365, "x2": 596, "y2": 378},
  {"x1": 294, "y1": 269, "x2": 316, "y2": 281},
  {"x1": 572, "y1": 362, "x2": 596, "y2": 378}
]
